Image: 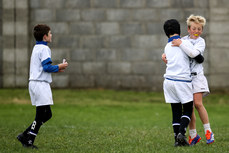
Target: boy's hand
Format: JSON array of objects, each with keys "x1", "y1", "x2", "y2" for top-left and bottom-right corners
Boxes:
[
  {"x1": 172, "y1": 39, "x2": 182, "y2": 46},
  {"x1": 58, "y1": 69, "x2": 65, "y2": 72},
  {"x1": 161, "y1": 53, "x2": 167, "y2": 64},
  {"x1": 58, "y1": 60, "x2": 68, "y2": 72}
]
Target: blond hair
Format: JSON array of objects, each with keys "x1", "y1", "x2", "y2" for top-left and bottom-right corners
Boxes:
[{"x1": 186, "y1": 14, "x2": 206, "y2": 28}]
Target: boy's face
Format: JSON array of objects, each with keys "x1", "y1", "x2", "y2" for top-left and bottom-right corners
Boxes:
[
  {"x1": 188, "y1": 22, "x2": 203, "y2": 39},
  {"x1": 43, "y1": 31, "x2": 52, "y2": 43}
]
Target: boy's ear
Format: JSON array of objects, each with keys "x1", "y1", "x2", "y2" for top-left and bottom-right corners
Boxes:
[
  {"x1": 43, "y1": 34, "x2": 47, "y2": 41},
  {"x1": 187, "y1": 27, "x2": 191, "y2": 32}
]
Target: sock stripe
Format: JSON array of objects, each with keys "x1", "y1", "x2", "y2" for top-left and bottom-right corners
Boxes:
[
  {"x1": 172, "y1": 123, "x2": 180, "y2": 126},
  {"x1": 181, "y1": 115, "x2": 190, "y2": 121},
  {"x1": 29, "y1": 131, "x2": 37, "y2": 136}
]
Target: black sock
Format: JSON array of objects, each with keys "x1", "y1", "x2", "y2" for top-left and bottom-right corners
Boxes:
[
  {"x1": 27, "y1": 120, "x2": 42, "y2": 144},
  {"x1": 24, "y1": 105, "x2": 52, "y2": 145},
  {"x1": 23, "y1": 124, "x2": 32, "y2": 136},
  {"x1": 171, "y1": 103, "x2": 182, "y2": 142},
  {"x1": 173, "y1": 125, "x2": 180, "y2": 141},
  {"x1": 179, "y1": 116, "x2": 190, "y2": 135},
  {"x1": 179, "y1": 101, "x2": 193, "y2": 135},
  {"x1": 27, "y1": 133, "x2": 36, "y2": 145}
]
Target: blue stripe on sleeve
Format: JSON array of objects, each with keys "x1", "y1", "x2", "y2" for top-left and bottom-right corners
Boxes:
[{"x1": 41, "y1": 58, "x2": 59, "y2": 73}]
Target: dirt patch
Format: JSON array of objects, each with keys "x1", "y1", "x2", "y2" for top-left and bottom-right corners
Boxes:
[{"x1": 12, "y1": 98, "x2": 30, "y2": 104}]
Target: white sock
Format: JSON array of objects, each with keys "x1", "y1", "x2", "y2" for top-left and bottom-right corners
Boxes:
[
  {"x1": 189, "y1": 129, "x2": 197, "y2": 139},
  {"x1": 203, "y1": 123, "x2": 211, "y2": 133}
]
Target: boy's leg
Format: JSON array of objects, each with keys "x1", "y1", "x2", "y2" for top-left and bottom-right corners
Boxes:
[
  {"x1": 179, "y1": 101, "x2": 193, "y2": 135},
  {"x1": 42, "y1": 105, "x2": 52, "y2": 123},
  {"x1": 193, "y1": 93, "x2": 214, "y2": 144},
  {"x1": 188, "y1": 100, "x2": 202, "y2": 145},
  {"x1": 189, "y1": 102, "x2": 196, "y2": 129},
  {"x1": 26, "y1": 105, "x2": 52, "y2": 146},
  {"x1": 176, "y1": 101, "x2": 193, "y2": 146},
  {"x1": 189, "y1": 107, "x2": 201, "y2": 145},
  {"x1": 194, "y1": 93, "x2": 209, "y2": 125},
  {"x1": 170, "y1": 103, "x2": 182, "y2": 146},
  {"x1": 189, "y1": 109, "x2": 196, "y2": 136}
]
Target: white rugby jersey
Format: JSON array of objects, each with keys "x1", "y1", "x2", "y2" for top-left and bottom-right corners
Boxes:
[
  {"x1": 182, "y1": 35, "x2": 205, "y2": 74},
  {"x1": 29, "y1": 43, "x2": 54, "y2": 83},
  {"x1": 164, "y1": 36, "x2": 192, "y2": 81}
]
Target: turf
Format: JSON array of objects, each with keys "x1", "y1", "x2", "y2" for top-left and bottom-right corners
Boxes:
[{"x1": 0, "y1": 89, "x2": 229, "y2": 153}]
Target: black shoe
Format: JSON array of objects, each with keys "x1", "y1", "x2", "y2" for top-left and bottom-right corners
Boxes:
[
  {"x1": 177, "y1": 133, "x2": 190, "y2": 146},
  {"x1": 17, "y1": 133, "x2": 38, "y2": 149},
  {"x1": 174, "y1": 141, "x2": 180, "y2": 147},
  {"x1": 17, "y1": 133, "x2": 28, "y2": 146}
]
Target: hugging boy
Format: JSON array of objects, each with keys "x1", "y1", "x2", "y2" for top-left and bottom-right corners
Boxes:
[{"x1": 163, "y1": 19, "x2": 194, "y2": 146}]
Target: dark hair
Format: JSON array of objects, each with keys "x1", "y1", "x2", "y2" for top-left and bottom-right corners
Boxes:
[
  {"x1": 33, "y1": 24, "x2": 50, "y2": 41},
  {"x1": 163, "y1": 19, "x2": 180, "y2": 38}
]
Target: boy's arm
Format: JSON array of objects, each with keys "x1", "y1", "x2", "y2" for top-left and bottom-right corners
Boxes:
[
  {"x1": 42, "y1": 58, "x2": 68, "y2": 72},
  {"x1": 180, "y1": 42, "x2": 204, "y2": 63},
  {"x1": 193, "y1": 54, "x2": 204, "y2": 63},
  {"x1": 172, "y1": 39, "x2": 204, "y2": 63},
  {"x1": 42, "y1": 58, "x2": 59, "y2": 72},
  {"x1": 172, "y1": 39, "x2": 200, "y2": 58}
]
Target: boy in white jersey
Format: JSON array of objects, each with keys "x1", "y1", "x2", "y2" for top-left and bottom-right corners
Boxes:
[
  {"x1": 163, "y1": 19, "x2": 194, "y2": 147},
  {"x1": 172, "y1": 15, "x2": 214, "y2": 145},
  {"x1": 162, "y1": 15, "x2": 214, "y2": 145},
  {"x1": 17, "y1": 24, "x2": 68, "y2": 149}
]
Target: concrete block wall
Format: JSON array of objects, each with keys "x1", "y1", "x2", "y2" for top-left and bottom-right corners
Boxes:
[
  {"x1": 1, "y1": 0, "x2": 29, "y2": 87},
  {"x1": 208, "y1": 0, "x2": 229, "y2": 90},
  {"x1": 0, "y1": 0, "x2": 228, "y2": 91},
  {"x1": 0, "y1": 0, "x2": 2, "y2": 87}
]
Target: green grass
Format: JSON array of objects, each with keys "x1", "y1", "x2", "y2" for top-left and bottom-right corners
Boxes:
[{"x1": 0, "y1": 89, "x2": 229, "y2": 153}]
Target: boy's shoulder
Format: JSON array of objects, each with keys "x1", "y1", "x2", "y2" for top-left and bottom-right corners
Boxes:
[
  {"x1": 181, "y1": 35, "x2": 189, "y2": 40},
  {"x1": 34, "y1": 44, "x2": 50, "y2": 51},
  {"x1": 197, "y1": 36, "x2": 205, "y2": 41},
  {"x1": 182, "y1": 35, "x2": 205, "y2": 44},
  {"x1": 195, "y1": 37, "x2": 205, "y2": 45}
]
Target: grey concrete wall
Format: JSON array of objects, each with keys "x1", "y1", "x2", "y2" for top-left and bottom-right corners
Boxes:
[
  {"x1": 208, "y1": 0, "x2": 229, "y2": 91},
  {"x1": 1, "y1": 0, "x2": 29, "y2": 87},
  {"x1": 0, "y1": 0, "x2": 228, "y2": 91},
  {"x1": 0, "y1": 0, "x2": 2, "y2": 87}
]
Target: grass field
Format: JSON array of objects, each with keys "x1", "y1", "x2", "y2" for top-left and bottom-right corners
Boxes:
[{"x1": 0, "y1": 89, "x2": 229, "y2": 153}]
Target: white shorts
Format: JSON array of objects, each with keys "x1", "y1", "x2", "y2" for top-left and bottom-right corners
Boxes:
[
  {"x1": 192, "y1": 74, "x2": 210, "y2": 97},
  {"x1": 163, "y1": 79, "x2": 193, "y2": 104},
  {"x1": 29, "y1": 81, "x2": 53, "y2": 106}
]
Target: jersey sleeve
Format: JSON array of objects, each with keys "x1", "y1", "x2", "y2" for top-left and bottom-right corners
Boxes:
[
  {"x1": 40, "y1": 47, "x2": 59, "y2": 73},
  {"x1": 194, "y1": 38, "x2": 205, "y2": 55},
  {"x1": 41, "y1": 58, "x2": 59, "y2": 72},
  {"x1": 40, "y1": 47, "x2": 51, "y2": 62},
  {"x1": 179, "y1": 40, "x2": 200, "y2": 58}
]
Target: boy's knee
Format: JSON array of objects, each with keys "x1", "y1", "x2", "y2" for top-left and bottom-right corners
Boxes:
[
  {"x1": 183, "y1": 101, "x2": 193, "y2": 116},
  {"x1": 48, "y1": 112, "x2": 52, "y2": 120},
  {"x1": 194, "y1": 102, "x2": 203, "y2": 110}
]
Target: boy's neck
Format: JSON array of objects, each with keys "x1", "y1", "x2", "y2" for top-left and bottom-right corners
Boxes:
[
  {"x1": 168, "y1": 34, "x2": 181, "y2": 43},
  {"x1": 169, "y1": 34, "x2": 179, "y2": 38}
]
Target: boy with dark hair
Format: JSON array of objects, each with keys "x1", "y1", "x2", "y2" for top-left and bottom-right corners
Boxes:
[
  {"x1": 163, "y1": 19, "x2": 194, "y2": 146},
  {"x1": 17, "y1": 24, "x2": 68, "y2": 149}
]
